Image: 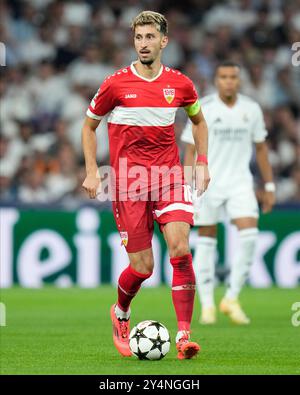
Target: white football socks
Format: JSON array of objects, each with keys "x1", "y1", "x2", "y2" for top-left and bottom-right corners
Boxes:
[
  {"x1": 194, "y1": 236, "x2": 217, "y2": 308},
  {"x1": 225, "y1": 228, "x2": 258, "y2": 300},
  {"x1": 176, "y1": 330, "x2": 189, "y2": 343},
  {"x1": 115, "y1": 304, "x2": 131, "y2": 320}
]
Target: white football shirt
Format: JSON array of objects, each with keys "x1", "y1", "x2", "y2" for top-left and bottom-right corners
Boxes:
[{"x1": 181, "y1": 93, "x2": 268, "y2": 190}]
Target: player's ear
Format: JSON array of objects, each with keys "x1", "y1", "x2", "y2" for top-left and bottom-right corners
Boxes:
[{"x1": 160, "y1": 35, "x2": 168, "y2": 49}]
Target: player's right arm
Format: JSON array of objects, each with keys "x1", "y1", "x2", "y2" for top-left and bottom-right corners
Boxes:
[
  {"x1": 82, "y1": 116, "x2": 101, "y2": 199},
  {"x1": 82, "y1": 75, "x2": 117, "y2": 199}
]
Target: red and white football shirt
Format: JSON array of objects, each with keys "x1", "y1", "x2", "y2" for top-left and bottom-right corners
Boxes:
[{"x1": 86, "y1": 62, "x2": 198, "y2": 196}]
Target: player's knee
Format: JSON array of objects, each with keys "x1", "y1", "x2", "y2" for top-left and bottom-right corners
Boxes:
[
  {"x1": 131, "y1": 257, "x2": 154, "y2": 275},
  {"x1": 141, "y1": 259, "x2": 154, "y2": 274},
  {"x1": 169, "y1": 240, "x2": 190, "y2": 258}
]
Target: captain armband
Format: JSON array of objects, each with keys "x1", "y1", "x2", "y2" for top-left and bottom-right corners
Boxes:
[{"x1": 184, "y1": 100, "x2": 201, "y2": 117}]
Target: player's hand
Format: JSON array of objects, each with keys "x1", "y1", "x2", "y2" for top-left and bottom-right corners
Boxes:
[
  {"x1": 195, "y1": 163, "x2": 210, "y2": 196},
  {"x1": 82, "y1": 175, "x2": 101, "y2": 199},
  {"x1": 261, "y1": 191, "x2": 275, "y2": 213}
]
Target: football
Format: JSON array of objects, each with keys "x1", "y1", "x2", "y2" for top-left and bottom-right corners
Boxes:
[{"x1": 129, "y1": 320, "x2": 171, "y2": 360}]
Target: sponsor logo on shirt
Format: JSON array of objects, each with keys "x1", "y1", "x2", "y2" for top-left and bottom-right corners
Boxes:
[
  {"x1": 163, "y1": 88, "x2": 175, "y2": 104},
  {"x1": 125, "y1": 94, "x2": 137, "y2": 99},
  {"x1": 213, "y1": 117, "x2": 222, "y2": 124},
  {"x1": 214, "y1": 127, "x2": 248, "y2": 141}
]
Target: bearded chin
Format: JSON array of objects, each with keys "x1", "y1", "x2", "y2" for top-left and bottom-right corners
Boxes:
[{"x1": 140, "y1": 57, "x2": 154, "y2": 65}]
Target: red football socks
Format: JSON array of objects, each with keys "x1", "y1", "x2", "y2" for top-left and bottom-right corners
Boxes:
[
  {"x1": 170, "y1": 253, "x2": 196, "y2": 332},
  {"x1": 117, "y1": 264, "x2": 152, "y2": 312}
]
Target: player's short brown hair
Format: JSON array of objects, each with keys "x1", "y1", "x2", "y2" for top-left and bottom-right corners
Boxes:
[{"x1": 131, "y1": 11, "x2": 168, "y2": 35}]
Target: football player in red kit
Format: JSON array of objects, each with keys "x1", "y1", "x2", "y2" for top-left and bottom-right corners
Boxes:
[{"x1": 82, "y1": 11, "x2": 210, "y2": 360}]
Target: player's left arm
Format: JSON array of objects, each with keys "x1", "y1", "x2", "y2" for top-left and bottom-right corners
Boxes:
[
  {"x1": 183, "y1": 143, "x2": 196, "y2": 186},
  {"x1": 252, "y1": 103, "x2": 276, "y2": 213},
  {"x1": 187, "y1": 105, "x2": 210, "y2": 195},
  {"x1": 255, "y1": 142, "x2": 276, "y2": 213}
]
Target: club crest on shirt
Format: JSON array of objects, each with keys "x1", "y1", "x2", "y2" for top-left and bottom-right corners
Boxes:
[
  {"x1": 120, "y1": 231, "x2": 128, "y2": 247},
  {"x1": 163, "y1": 88, "x2": 175, "y2": 104}
]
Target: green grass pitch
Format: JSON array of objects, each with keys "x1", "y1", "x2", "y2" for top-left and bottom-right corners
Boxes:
[{"x1": 0, "y1": 286, "x2": 299, "y2": 375}]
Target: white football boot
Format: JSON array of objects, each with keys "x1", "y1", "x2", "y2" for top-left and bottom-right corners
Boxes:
[
  {"x1": 219, "y1": 298, "x2": 250, "y2": 325},
  {"x1": 200, "y1": 306, "x2": 217, "y2": 325}
]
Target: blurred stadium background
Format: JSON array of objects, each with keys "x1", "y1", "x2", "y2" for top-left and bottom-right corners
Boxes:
[{"x1": 0, "y1": 0, "x2": 300, "y2": 289}]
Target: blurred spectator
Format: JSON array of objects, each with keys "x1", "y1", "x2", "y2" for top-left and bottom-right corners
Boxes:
[
  {"x1": 0, "y1": 135, "x2": 14, "y2": 178},
  {"x1": 18, "y1": 22, "x2": 56, "y2": 65},
  {"x1": 54, "y1": 25, "x2": 85, "y2": 69},
  {"x1": 45, "y1": 142, "x2": 78, "y2": 201},
  {"x1": 18, "y1": 168, "x2": 49, "y2": 203},
  {"x1": 245, "y1": 6, "x2": 277, "y2": 49},
  {"x1": 63, "y1": 0, "x2": 92, "y2": 27},
  {"x1": 192, "y1": 35, "x2": 217, "y2": 80},
  {"x1": 273, "y1": 66, "x2": 300, "y2": 108},
  {"x1": 242, "y1": 62, "x2": 275, "y2": 109},
  {"x1": 48, "y1": 119, "x2": 70, "y2": 156},
  {"x1": 27, "y1": 59, "x2": 69, "y2": 130},
  {"x1": 9, "y1": 2, "x2": 38, "y2": 43},
  {"x1": 67, "y1": 44, "x2": 113, "y2": 87},
  {"x1": 203, "y1": 0, "x2": 256, "y2": 33},
  {"x1": 1, "y1": 68, "x2": 33, "y2": 127},
  {"x1": 0, "y1": 174, "x2": 15, "y2": 202}
]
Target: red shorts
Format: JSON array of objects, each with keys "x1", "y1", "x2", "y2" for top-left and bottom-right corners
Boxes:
[{"x1": 112, "y1": 184, "x2": 194, "y2": 253}]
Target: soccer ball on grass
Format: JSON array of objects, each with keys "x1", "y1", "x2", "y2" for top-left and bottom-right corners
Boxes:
[{"x1": 129, "y1": 320, "x2": 170, "y2": 360}]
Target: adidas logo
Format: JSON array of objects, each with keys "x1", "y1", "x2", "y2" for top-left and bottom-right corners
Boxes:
[{"x1": 214, "y1": 117, "x2": 222, "y2": 123}]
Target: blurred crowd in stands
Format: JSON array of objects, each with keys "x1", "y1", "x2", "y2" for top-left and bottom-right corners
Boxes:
[{"x1": 0, "y1": 0, "x2": 299, "y2": 206}]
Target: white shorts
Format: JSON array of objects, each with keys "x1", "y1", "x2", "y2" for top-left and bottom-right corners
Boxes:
[{"x1": 193, "y1": 183, "x2": 259, "y2": 226}]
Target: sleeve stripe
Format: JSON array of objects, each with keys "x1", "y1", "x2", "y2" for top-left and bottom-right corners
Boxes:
[
  {"x1": 253, "y1": 134, "x2": 267, "y2": 143},
  {"x1": 86, "y1": 108, "x2": 102, "y2": 120}
]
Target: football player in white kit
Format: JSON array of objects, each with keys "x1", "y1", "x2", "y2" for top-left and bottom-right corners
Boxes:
[{"x1": 181, "y1": 61, "x2": 275, "y2": 325}]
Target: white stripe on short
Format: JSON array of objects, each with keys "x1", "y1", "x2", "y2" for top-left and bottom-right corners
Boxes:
[
  {"x1": 155, "y1": 203, "x2": 194, "y2": 218},
  {"x1": 108, "y1": 106, "x2": 177, "y2": 127}
]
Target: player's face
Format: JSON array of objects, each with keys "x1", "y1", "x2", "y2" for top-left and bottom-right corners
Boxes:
[
  {"x1": 134, "y1": 24, "x2": 168, "y2": 65},
  {"x1": 215, "y1": 67, "x2": 240, "y2": 98}
]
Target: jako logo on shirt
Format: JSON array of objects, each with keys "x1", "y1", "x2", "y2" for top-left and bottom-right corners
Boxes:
[
  {"x1": 125, "y1": 94, "x2": 137, "y2": 99},
  {"x1": 163, "y1": 88, "x2": 175, "y2": 104}
]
